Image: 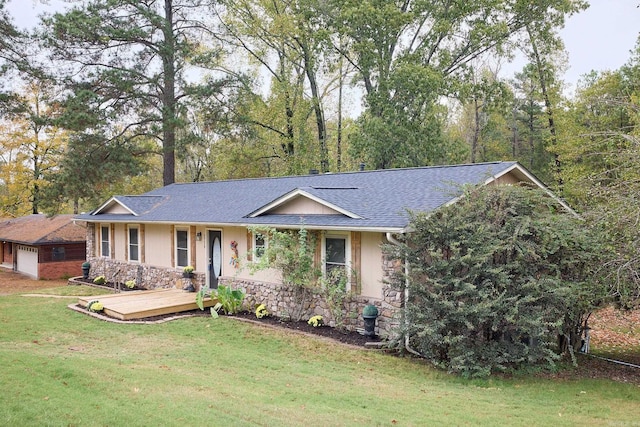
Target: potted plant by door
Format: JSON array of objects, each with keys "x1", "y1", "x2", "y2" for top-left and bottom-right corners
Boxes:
[{"x1": 182, "y1": 266, "x2": 194, "y2": 278}]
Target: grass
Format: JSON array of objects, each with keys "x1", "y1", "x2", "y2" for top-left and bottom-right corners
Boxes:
[
  {"x1": 21, "y1": 284, "x2": 113, "y2": 297},
  {"x1": 1, "y1": 288, "x2": 638, "y2": 426}
]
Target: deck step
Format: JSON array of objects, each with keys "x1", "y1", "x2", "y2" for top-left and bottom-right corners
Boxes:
[{"x1": 78, "y1": 289, "x2": 216, "y2": 320}]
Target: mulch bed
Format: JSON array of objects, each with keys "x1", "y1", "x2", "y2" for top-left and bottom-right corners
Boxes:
[{"x1": 232, "y1": 311, "x2": 382, "y2": 347}]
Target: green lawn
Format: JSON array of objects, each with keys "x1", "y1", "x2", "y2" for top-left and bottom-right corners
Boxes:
[{"x1": 1, "y1": 287, "x2": 638, "y2": 426}]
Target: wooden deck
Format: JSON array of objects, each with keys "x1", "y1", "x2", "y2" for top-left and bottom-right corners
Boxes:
[{"x1": 78, "y1": 289, "x2": 216, "y2": 321}]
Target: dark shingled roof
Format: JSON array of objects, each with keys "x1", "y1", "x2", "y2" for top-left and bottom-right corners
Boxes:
[
  {"x1": 76, "y1": 162, "x2": 527, "y2": 231},
  {"x1": 0, "y1": 214, "x2": 86, "y2": 245}
]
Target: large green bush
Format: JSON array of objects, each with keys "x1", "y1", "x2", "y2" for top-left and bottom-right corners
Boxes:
[{"x1": 390, "y1": 184, "x2": 607, "y2": 377}]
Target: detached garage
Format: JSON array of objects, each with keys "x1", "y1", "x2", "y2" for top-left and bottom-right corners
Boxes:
[{"x1": 0, "y1": 214, "x2": 86, "y2": 280}]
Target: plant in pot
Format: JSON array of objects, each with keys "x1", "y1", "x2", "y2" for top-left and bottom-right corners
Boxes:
[{"x1": 182, "y1": 266, "x2": 194, "y2": 278}]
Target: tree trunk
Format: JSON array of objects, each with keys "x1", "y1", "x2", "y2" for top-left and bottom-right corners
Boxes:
[
  {"x1": 527, "y1": 25, "x2": 562, "y2": 189},
  {"x1": 301, "y1": 43, "x2": 328, "y2": 173},
  {"x1": 162, "y1": 0, "x2": 176, "y2": 186},
  {"x1": 471, "y1": 97, "x2": 480, "y2": 163}
]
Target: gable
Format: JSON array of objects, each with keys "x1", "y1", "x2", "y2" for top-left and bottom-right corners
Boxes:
[
  {"x1": 92, "y1": 195, "x2": 167, "y2": 216},
  {"x1": 269, "y1": 195, "x2": 343, "y2": 215},
  {"x1": 248, "y1": 188, "x2": 363, "y2": 219},
  {"x1": 102, "y1": 203, "x2": 132, "y2": 214}
]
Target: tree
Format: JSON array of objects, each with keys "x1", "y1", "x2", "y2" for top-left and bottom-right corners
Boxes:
[
  {"x1": 389, "y1": 184, "x2": 605, "y2": 377},
  {"x1": 449, "y1": 63, "x2": 512, "y2": 164},
  {"x1": 506, "y1": 65, "x2": 558, "y2": 183},
  {"x1": 326, "y1": 0, "x2": 586, "y2": 169},
  {"x1": 557, "y1": 39, "x2": 640, "y2": 308},
  {"x1": 0, "y1": 0, "x2": 31, "y2": 112},
  {"x1": 216, "y1": 0, "x2": 335, "y2": 175},
  {"x1": 40, "y1": 0, "x2": 230, "y2": 186},
  {"x1": 520, "y1": 18, "x2": 570, "y2": 189},
  {"x1": 0, "y1": 81, "x2": 66, "y2": 216}
]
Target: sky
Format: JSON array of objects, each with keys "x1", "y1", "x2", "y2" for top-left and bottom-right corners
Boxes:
[
  {"x1": 558, "y1": 0, "x2": 639, "y2": 91},
  {"x1": 6, "y1": 0, "x2": 640, "y2": 95}
]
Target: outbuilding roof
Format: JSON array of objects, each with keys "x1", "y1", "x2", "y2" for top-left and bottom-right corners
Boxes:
[
  {"x1": 75, "y1": 162, "x2": 569, "y2": 232},
  {"x1": 0, "y1": 214, "x2": 86, "y2": 245}
]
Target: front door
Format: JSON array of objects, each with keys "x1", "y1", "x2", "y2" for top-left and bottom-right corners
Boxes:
[{"x1": 208, "y1": 230, "x2": 222, "y2": 289}]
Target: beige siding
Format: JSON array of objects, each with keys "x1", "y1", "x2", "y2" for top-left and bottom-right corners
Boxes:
[
  {"x1": 144, "y1": 224, "x2": 172, "y2": 267},
  {"x1": 104, "y1": 204, "x2": 131, "y2": 214},
  {"x1": 493, "y1": 171, "x2": 520, "y2": 185},
  {"x1": 113, "y1": 223, "x2": 126, "y2": 260},
  {"x1": 193, "y1": 226, "x2": 208, "y2": 273},
  {"x1": 360, "y1": 232, "x2": 384, "y2": 299},
  {"x1": 271, "y1": 196, "x2": 341, "y2": 215}
]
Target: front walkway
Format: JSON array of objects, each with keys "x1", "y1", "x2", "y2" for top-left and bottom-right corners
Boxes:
[{"x1": 77, "y1": 289, "x2": 216, "y2": 320}]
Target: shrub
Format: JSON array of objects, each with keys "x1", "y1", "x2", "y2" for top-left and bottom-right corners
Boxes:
[
  {"x1": 215, "y1": 285, "x2": 245, "y2": 315},
  {"x1": 320, "y1": 267, "x2": 352, "y2": 330},
  {"x1": 87, "y1": 300, "x2": 104, "y2": 312},
  {"x1": 308, "y1": 315, "x2": 323, "y2": 327},
  {"x1": 248, "y1": 227, "x2": 320, "y2": 321},
  {"x1": 196, "y1": 285, "x2": 245, "y2": 317},
  {"x1": 389, "y1": 184, "x2": 606, "y2": 377},
  {"x1": 93, "y1": 276, "x2": 106, "y2": 285},
  {"x1": 125, "y1": 280, "x2": 136, "y2": 289},
  {"x1": 255, "y1": 304, "x2": 268, "y2": 319}
]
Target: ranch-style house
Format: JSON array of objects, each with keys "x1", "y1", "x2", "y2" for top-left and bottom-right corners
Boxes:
[{"x1": 74, "y1": 161, "x2": 571, "y2": 336}]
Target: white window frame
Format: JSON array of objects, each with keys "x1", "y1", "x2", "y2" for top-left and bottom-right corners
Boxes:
[
  {"x1": 100, "y1": 224, "x2": 110, "y2": 258},
  {"x1": 175, "y1": 228, "x2": 190, "y2": 268},
  {"x1": 253, "y1": 232, "x2": 267, "y2": 261},
  {"x1": 322, "y1": 232, "x2": 351, "y2": 291},
  {"x1": 128, "y1": 225, "x2": 140, "y2": 262}
]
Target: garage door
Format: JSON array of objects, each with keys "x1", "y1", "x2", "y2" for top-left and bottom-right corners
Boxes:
[{"x1": 17, "y1": 245, "x2": 38, "y2": 278}]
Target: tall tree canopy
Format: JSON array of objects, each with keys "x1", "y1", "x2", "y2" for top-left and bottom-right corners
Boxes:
[
  {"x1": 40, "y1": 0, "x2": 230, "y2": 186},
  {"x1": 0, "y1": 81, "x2": 66, "y2": 216},
  {"x1": 557, "y1": 38, "x2": 640, "y2": 307},
  {"x1": 327, "y1": 0, "x2": 586, "y2": 169},
  {"x1": 216, "y1": 0, "x2": 336, "y2": 175}
]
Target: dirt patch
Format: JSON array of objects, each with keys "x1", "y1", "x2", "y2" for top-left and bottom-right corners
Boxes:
[{"x1": 0, "y1": 268, "x2": 68, "y2": 295}]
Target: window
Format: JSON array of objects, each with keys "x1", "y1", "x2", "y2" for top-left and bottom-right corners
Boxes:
[
  {"x1": 52, "y1": 247, "x2": 65, "y2": 261},
  {"x1": 128, "y1": 226, "x2": 139, "y2": 262},
  {"x1": 253, "y1": 232, "x2": 267, "y2": 261},
  {"x1": 324, "y1": 235, "x2": 348, "y2": 282},
  {"x1": 176, "y1": 229, "x2": 189, "y2": 267},
  {"x1": 100, "y1": 225, "x2": 110, "y2": 258}
]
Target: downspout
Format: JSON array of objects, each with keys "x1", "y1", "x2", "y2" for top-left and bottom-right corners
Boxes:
[{"x1": 386, "y1": 232, "x2": 422, "y2": 357}]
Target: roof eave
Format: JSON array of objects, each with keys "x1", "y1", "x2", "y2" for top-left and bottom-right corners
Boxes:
[
  {"x1": 494, "y1": 163, "x2": 580, "y2": 217},
  {"x1": 75, "y1": 216, "x2": 404, "y2": 233}
]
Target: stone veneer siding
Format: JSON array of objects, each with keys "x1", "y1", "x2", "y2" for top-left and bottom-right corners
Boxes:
[{"x1": 85, "y1": 257, "x2": 206, "y2": 291}]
